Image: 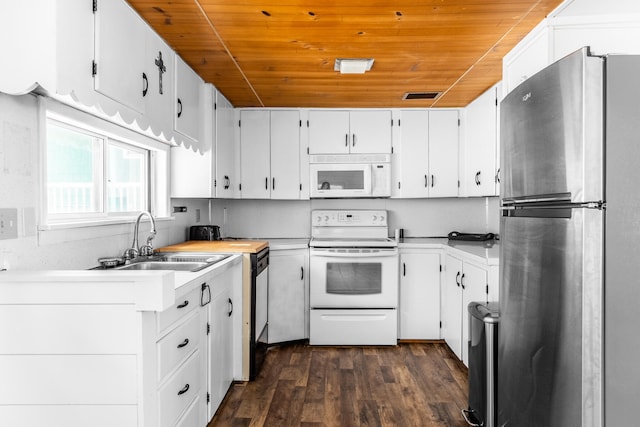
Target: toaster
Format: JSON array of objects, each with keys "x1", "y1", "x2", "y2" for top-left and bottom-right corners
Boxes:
[{"x1": 189, "y1": 225, "x2": 221, "y2": 241}]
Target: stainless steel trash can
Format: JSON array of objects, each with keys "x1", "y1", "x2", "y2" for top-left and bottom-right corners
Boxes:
[{"x1": 463, "y1": 301, "x2": 499, "y2": 427}]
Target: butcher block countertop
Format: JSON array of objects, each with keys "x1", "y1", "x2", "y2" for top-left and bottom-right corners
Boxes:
[{"x1": 157, "y1": 239, "x2": 269, "y2": 254}]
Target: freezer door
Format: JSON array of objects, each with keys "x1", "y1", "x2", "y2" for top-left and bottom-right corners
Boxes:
[
  {"x1": 498, "y1": 208, "x2": 603, "y2": 427},
  {"x1": 500, "y1": 48, "x2": 604, "y2": 204}
]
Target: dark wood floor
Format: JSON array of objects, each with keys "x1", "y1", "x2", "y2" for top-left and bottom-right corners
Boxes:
[{"x1": 208, "y1": 341, "x2": 470, "y2": 427}]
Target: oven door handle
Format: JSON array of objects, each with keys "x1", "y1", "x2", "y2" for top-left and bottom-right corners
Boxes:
[{"x1": 310, "y1": 250, "x2": 398, "y2": 258}]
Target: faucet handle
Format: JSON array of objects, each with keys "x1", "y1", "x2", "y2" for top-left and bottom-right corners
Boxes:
[
  {"x1": 123, "y1": 247, "x2": 138, "y2": 260},
  {"x1": 139, "y1": 244, "x2": 154, "y2": 257}
]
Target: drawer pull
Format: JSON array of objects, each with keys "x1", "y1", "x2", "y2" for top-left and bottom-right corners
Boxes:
[
  {"x1": 177, "y1": 338, "x2": 189, "y2": 349},
  {"x1": 177, "y1": 300, "x2": 189, "y2": 309},
  {"x1": 177, "y1": 383, "x2": 190, "y2": 396},
  {"x1": 228, "y1": 298, "x2": 233, "y2": 317}
]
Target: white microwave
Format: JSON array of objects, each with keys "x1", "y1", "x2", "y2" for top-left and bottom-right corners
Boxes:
[{"x1": 309, "y1": 154, "x2": 391, "y2": 198}]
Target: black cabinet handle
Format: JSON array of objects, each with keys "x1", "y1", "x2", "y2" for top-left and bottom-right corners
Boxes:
[
  {"x1": 228, "y1": 298, "x2": 233, "y2": 317},
  {"x1": 177, "y1": 300, "x2": 189, "y2": 309},
  {"x1": 495, "y1": 168, "x2": 501, "y2": 184},
  {"x1": 177, "y1": 384, "x2": 190, "y2": 396},
  {"x1": 265, "y1": 177, "x2": 268, "y2": 190},
  {"x1": 461, "y1": 273, "x2": 466, "y2": 290},
  {"x1": 431, "y1": 174, "x2": 435, "y2": 188},
  {"x1": 345, "y1": 134, "x2": 348, "y2": 147},
  {"x1": 352, "y1": 134, "x2": 356, "y2": 147},
  {"x1": 424, "y1": 175, "x2": 428, "y2": 188},
  {"x1": 455, "y1": 271, "x2": 461, "y2": 287},
  {"x1": 475, "y1": 171, "x2": 481, "y2": 186},
  {"x1": 200, "y1": 283, "x2": 211, "y2": 306},
  {"x1": 403, "y1": 263, "x2": 406, "y2": 276},
  {"x1": 224, "y1": 175, "x2": 230, "y2": 190},
  {"x1": 177, "y1": 98, "x2": 183, "y2": 118},
  {"x1": 272, "y1": 177, "x2": 275, "y2": 190},
  {"x1": 398, "y1": 181, "x2": 401, "y2": 190},
  {"x1": 177, "y1": 338, "x2": 189, "y2": 349},
  {"x1": 301, "y1": 266, "x2": 304, "y2": 281},
  {"x1": 142, "y1": 73, "x2": 148, "y2": 97}
]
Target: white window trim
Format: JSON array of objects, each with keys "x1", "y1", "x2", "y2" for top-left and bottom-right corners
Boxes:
[{"x1": 39, "y1": 97, "x2": 171, "y2": 231}]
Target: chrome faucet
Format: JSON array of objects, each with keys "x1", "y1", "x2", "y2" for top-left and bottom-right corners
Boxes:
[{"x1": 123, "y1": 211, "x2": 157, "y2": 259}]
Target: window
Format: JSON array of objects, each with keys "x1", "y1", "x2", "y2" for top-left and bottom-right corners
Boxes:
[{"x1": 43, "y1": 104, "x2": 169, "y2": 227}]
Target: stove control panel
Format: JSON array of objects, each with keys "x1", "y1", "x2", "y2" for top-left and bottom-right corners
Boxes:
[{"x1": 312, "y1": 210, "x2": 387, "y2": 227}]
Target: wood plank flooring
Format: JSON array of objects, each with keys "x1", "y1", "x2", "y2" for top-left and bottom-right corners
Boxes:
[{"x1": 208, "y1": 342, "x2": 470, "y2": 427}]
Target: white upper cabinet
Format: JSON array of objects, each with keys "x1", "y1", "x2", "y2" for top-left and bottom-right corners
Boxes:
[
  {"x1": 428, "y1": 110, "x2": 460, "y2": 197},
  {"x1": 239, "y1": 110, "x2": 302, "y2": 200},
  {"x1": 308, "y1": 110, "x2": 392, "y2": 154},
  {"x1": 175, "y1": 56, "x2": 203, "y2": 142},
  {"x1": 394, "y1": 110, "x2": 430, "y2": 198},
  {"x1": 240, "y1": 110, "x2": 271, "y2": 199},
  {"x1": 393, "y1": 109, "x2": 459, "y2": 198},
  {"x1": 270, "y1": 110, "x2": 302, "y2": 200},
  {"x1": 144, "y1": 27, "x2": 175, "y2": 130},
  {"x1": 94, "y1": 0, "x2": 146, "y2": 113},
  {"x1": 462, "y1": 83, "x2": 500, "y2": 197},
  {"x1": 215, "y1": 91, "x2": 240, "y2": 199}
]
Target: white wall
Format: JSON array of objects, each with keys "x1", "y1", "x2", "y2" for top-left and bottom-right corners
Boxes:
[
  {"x1": 0, "y1": 92, "x2": 208, "y2": 270},
  {"x1": 210, "y1": 197, "x2": 500, "y2": 239}
]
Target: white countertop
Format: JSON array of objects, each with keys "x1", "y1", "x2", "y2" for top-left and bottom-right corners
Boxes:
[
  {"x1": 0, "y1": 254, "x2": 243, "y2": 311},
  {"x1": 267, "y1": 238, "x2": 310, "y2": 250},
  {"x1": 398, "y1": 237, "x2": 500, "y2": 266}
]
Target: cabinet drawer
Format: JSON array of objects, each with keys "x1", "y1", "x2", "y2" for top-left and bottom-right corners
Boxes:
[
  {"x1": 158, "y1": 311, "x2": 201, "y2": 381},
  {"x1": 175, "y1": 395, "x2": 203, "y2": 427},
  {"x1": 158, "y1": 287, "x2": 201, "y2": 333},
  {"x1": 159, "y1": 350, "x2": 202, "y2": 427}
]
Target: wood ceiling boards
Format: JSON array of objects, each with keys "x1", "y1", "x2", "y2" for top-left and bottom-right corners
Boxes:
[{"x1": 126, "y1": 0, "x2": 564, "y2": 108}]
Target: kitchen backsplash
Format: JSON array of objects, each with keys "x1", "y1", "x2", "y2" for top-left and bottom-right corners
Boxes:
[{"x1": 210, "y1": 197, "x2": 499, "y2": 239}]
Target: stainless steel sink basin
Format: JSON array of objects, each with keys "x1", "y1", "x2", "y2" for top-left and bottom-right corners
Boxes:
[{"x1": 113, "y1": 252, "x2": 231, "y2": 272}]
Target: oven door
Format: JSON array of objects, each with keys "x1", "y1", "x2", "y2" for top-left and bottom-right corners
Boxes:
[
  {"x1": 309, "y1": 247, "x2": 398, "y2": 308},
  {"x1": 310, "y1": 163, "x2": 372, "y2": 198}
]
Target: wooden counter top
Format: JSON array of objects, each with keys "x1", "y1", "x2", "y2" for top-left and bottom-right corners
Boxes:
[{"x1": 157, "y1": 240, "x2": 269, "y2": 254}]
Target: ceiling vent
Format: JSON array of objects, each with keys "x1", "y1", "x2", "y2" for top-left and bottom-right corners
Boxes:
[{"x1": 403, "y1": 92, "x2": 441, "y2": 100}]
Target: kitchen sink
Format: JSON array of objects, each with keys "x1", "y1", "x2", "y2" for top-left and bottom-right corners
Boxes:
[{"x1": 113, "y1": 252, "x2": 232, "y2": 272}]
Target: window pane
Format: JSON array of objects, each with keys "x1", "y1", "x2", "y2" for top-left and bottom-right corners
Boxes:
[
  {"x1": 107, "y1": 143, "x2": 147, "y2": 213},
  {"x1": 46, "y1": 124, "x2": 102, "y2": 214}
]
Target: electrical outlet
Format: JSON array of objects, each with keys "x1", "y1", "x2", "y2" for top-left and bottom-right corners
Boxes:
[
  {"x1": 196, "y1": 208, "x2": 201, "y2": 223},
  {"x1": 0, "y1": 208, "x2": 19, "y2": 240}
]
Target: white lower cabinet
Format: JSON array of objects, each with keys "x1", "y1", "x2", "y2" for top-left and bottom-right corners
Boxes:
[
  {"x1": 398, "y1": 250, "x2": 441, "y2": 340},
  {"x1": 268, "y1": 249, "x2": 308, "y2": 343},
  {"x1": 0, "y1": 258, "x2": 242, "y2": 427},
  {"x1": 442, "y1": 254, "x2": 492, "y2": 366},
  {"x1": 206, "y1": 264, "x2": 240, "y2": 419}
]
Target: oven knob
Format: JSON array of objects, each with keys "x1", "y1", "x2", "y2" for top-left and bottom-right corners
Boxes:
[
  {"x1": 316, "y1": 216, "x2": 322, "y2": 223},
  {"x1": 372, "y1": 215, "x2": 377, "y2": 221},
  {"x1": 380, "y1": 215, "x2": 385, "y2": 222},
  {"x1": 324, "y1": 215, "x2": 329, "y2": 222}
]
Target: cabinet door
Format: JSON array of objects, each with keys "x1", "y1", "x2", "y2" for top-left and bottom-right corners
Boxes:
[
  {"x1": 399, "y1": 252, "x2": 441, "y2": 340},
  {"x1": 170, "y1": 145, "x2": 213, "y2": 198},
  {"x1": 208, "y1": 279, "x2": 234, "y2": 419},
  {"x1": 442, "y1": 255, "x2": 463, "y2": 359},
  {"x1": 94, "y1": 0, "x2": 145, "y2": 113},
  {"x1": 268, "y1": 252, "x2": 306, "y2": 343},
  {"x1": 240, "y1": 110, "x2": 271, "y2": 199},
  {"x1": 144, "y1": 28, "x2": 174, "y2": 130},
  {"x1": 308, "y1": 110, "x2": 350, "y2": 154},
  {"x1": 270, "y1": 110, "x2": 301, "y2": 199},
  {"x1": 395, "y1": 110, "x2": 430, "y2": 198},
  {"x1": 428, "y1": 110, "x2": 459, "y2": 197},
  {"x1": 461, "y1": 262, "x2": 488, "y2": 366},
  {"x1": 463, "y1": 85, "x2": 498, "y2": 197},
  {"x1": 175, "y1": 56, "x2": 202, "y2": 141},
  {"x1": 215, "y1": 91, "x2": 239, "y2": 198},
  {"x1": 349, "y1": 110, "x2": 392, "y2": 154}
]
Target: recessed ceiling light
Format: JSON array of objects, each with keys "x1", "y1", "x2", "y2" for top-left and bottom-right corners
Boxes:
[{"x1": 334, "y1": 58, "x2": 374, "y2": 74}]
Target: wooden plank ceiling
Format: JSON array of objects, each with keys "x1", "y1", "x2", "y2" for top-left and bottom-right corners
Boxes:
[{"x1": 126, "y1": 0, "x2": 564, "y2": 108}]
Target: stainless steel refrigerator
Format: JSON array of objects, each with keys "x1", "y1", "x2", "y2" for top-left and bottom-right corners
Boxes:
[{"x1": 498, "y1": 47, "x2": 640, "y2": 427}]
